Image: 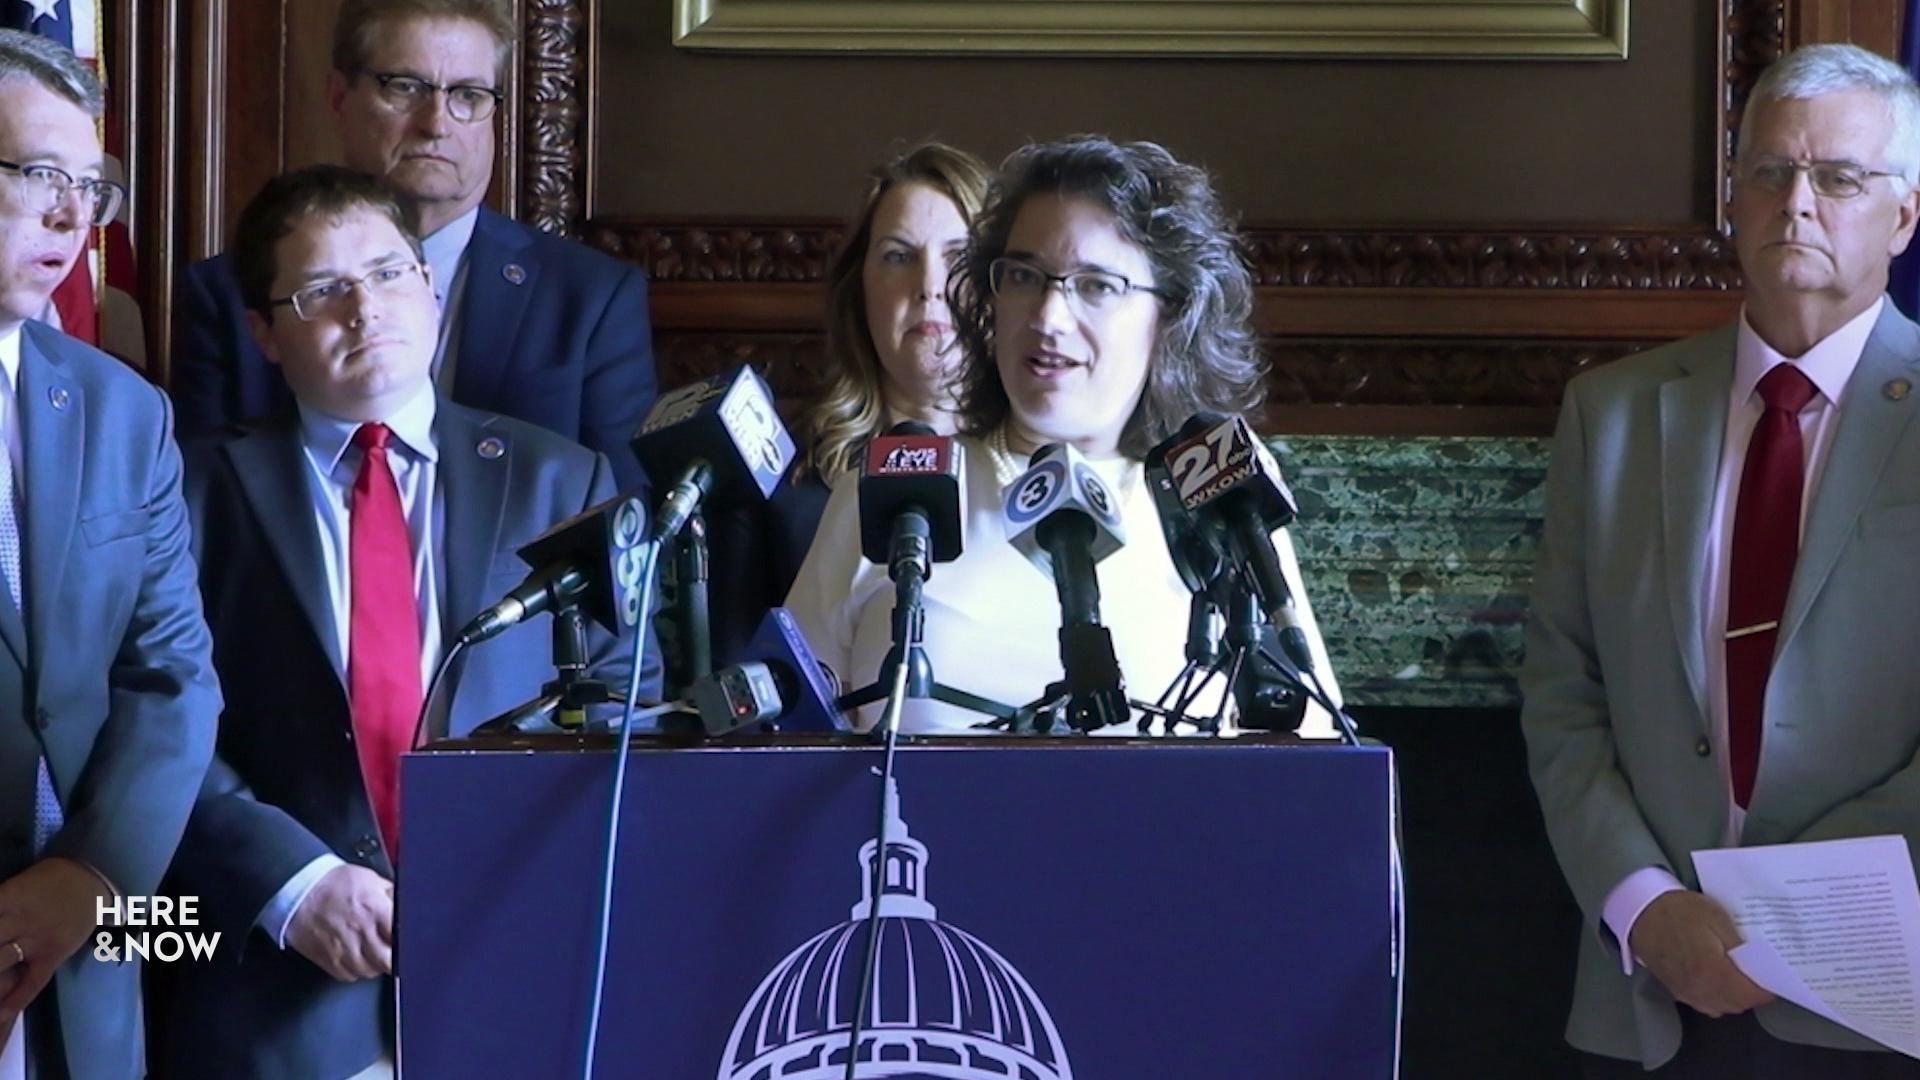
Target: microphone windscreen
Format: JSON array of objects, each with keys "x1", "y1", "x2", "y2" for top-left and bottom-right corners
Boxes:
[
  {"x1": 1003, "y1": 442, "x2": 1125, "y2": 576},
  {"x1": 630, "y1": 366, "x2": 795, "y2": 504},
  {"x1": 857, "y1": 423, "x2": 964, "y2": 565},
  {"x1": 513, "y1": 494, "x2": 651, "y2": 633},
  {"x1": 1144, "y1": 444, "x2": 1226, "y2": 595},
  {"x1": 1153, "y1": 413, "x2": 1297, "y2": 530}
]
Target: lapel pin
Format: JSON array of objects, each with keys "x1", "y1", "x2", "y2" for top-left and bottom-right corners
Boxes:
[
  {"x1": 502, "y1": 263, "x2": 527, "y2": 286},
  {"x1": 1885, "y1": 378, "x2": 1912, "y2": 402},
  {"x1": 477, "y1": 436, "x2": 506, "y2": 460},
  {"x1": 48, "y1": 387, "x2": 68, "y2": 411}
]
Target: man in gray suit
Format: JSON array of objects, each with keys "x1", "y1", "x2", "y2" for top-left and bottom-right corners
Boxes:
[{"x1": 1524, "y1": 43, "x2": 1920, "y2": 1076}]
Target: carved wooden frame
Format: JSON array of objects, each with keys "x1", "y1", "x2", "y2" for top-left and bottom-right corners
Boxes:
[
  {"x1": 671, "y1": 0, "x2": 1631, "y2": 59},
  {"x1": 511, "y1": 0, "x2": 1793, "y2": 430}
]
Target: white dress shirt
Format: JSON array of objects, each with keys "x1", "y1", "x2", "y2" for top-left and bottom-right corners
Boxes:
[
  {"x1": 256, "y1": 385, "x2": 447, "y2": 946},
  {"x1": 785, "y1": 433, "x2": 1342, "y2": 736},
  {"x1": 421, "y1": 207, "x2": 479, "y2": 394},
  {"x1": 1600, "y1": 298, "x2": 1880, "y2": 971}
]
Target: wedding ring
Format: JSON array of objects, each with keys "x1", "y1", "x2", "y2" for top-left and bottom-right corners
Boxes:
[{"x1": 6, "y1": 941, "x2": 21, "y2": 965}]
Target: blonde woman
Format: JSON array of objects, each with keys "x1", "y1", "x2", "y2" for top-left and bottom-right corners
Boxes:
[{"x1": 704, "y1": 142, "x2": 991, "y2": 663}]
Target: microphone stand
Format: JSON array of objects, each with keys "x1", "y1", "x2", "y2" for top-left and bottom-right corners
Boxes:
[
  {"x1": 1223, "y1": 588, "x2": 1307, "y2": 733},
  {"x1": 833, "y1": 537, "x2": 1017, "y2": 727},
  {"x1": 673, "y1": 514, "x2": 712, "y2": 684},
  {"x1": 658, "y1": 514, "x2": 711, "y2": 701},
  {"x1": 1145, "y1": 590, "x2": 1225, "y2": 734},
  {"x1": 1018, "y1": 517, "x2": 1129, "y2": 734},
  {"x1": 1140, "y1": 583, "x2": 1306, "y2": 736},
  {"x1": 473, "y1": 602, "x2": 616, "y2": 735}
]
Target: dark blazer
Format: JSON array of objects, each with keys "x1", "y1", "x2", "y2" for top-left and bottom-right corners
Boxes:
[
  {"x1": 0, "y1": 322, "x2": 220, "y2": 1080},
  {"x1": 169, "y1": 207, "x2": 658, "y2": 491},
  {"x1": 157, "y1": 402, "x2": 662, "y2": 1080}
]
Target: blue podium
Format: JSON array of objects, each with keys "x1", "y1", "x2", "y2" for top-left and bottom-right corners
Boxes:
[{"x1": 397, "y1": 735, "x2": 1400, "y2": 1078}]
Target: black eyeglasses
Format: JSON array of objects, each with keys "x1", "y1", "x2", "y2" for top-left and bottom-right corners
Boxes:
[
  {"x1": 356, "y1": 70, "x2": 503, "y2": 123},
  {"x1": 0, "y1": 159, "x2": 125, "y2": 226},
  {"x1": 989, "y1": 256, "x2": 1168, "y2": 315}
]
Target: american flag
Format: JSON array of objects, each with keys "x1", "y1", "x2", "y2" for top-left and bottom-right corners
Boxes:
[{"x1": 5, "y1": 0, "x2": 145, "y2": 368}]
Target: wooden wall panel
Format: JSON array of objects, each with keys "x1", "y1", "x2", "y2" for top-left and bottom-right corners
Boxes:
[{"x1": 143, "y1": 0, "x2": 1898, "y2": 431}]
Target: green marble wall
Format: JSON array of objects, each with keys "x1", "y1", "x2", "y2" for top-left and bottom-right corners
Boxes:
[{"x1": 1273, "y1": 436, "x2": 1550, "y2": 709}]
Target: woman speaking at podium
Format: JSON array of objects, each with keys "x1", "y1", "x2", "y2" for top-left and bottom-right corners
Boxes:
[{"x1": 787, "y1": 135, "x2": 1342, "y2": 735}]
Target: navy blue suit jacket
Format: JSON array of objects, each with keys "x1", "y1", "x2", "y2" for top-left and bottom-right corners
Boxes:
[
  {"x1": 158, "y1": 402, "x2": 662, "y2": 1080},
  {"x1": 170, "y1": 207, "x2": 657, "y2": 491},
  {"x1": 0, "y1": 322, "x2": 220, "y2": 1080}
]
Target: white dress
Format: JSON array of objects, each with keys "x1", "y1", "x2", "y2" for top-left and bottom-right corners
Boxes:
[{"x1": 784, "y1": 433, "x2": 1343, "y2": 736}]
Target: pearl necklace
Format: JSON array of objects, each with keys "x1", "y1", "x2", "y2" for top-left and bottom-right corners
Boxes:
[{"x1": 982, "y1": 425, "x2": 1144, "y2": 503}]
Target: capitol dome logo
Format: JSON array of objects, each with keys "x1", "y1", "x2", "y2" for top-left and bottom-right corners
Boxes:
[{"x1": 718, "y1": 777, "x2": 1073, "y2": 1080}]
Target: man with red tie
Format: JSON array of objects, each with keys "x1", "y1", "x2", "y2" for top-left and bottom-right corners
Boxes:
[
  {"x1": 158, "y1": 165, "x2": 659, "y2": 1080},
  {"x1": 1523, "y1": 44, "x2": 1920, "y2": 1077}
]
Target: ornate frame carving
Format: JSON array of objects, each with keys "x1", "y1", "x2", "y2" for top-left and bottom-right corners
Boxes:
[
  {"x1": 513, "y1": 0, "x2": 1790, "y2": 430},
  {"x1": 521, "y1": 0, "x2": 1783, "y2": 283},
  {"x1": 671, "y1": 0, "x2": 1630, "y2": 60}
]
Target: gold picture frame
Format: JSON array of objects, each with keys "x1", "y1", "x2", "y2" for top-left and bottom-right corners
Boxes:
[{"x1": 672, "y1": 0, "x2": 1629, "y2": 59}]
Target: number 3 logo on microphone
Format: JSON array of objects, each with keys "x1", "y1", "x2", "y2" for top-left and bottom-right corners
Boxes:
[
  {"x1": 1004, "y1": 459, "x2": 1067, "y2": 526},
  {"x1": 1073, "y1": 463, "x2": 1119, "y2": 527}
]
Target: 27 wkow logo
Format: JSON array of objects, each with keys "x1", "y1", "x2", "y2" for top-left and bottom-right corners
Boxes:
[{"x1": 93, "y1": 896, "x2": 220, "y2": 963}]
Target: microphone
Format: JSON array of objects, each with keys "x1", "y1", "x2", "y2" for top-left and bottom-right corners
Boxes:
[
  {"x1": 1146, "y1": 445, "x2": 1232, "y2": 668},
  {"x1": 857, "y1": 422, "x2": 964, "y2": 584},
  {"x1": 1003, "y1": 443, "x2": 1129, "y2": 730},
  {"x1": 698, "y1": 607, "x2": 847, "y2": 735},
  {"x1": 457, "y1": 494, "x2": 650, "y2": 647},
  {"x1": 1153, "y1": 413, "x2": 1314, "y2": 673},
  {"x1": 1144, "y1": 440, "x2": 1231, "y2": 593},
  {"x1": 631, "y1": 366, "x2": 795, "y2": 542}
]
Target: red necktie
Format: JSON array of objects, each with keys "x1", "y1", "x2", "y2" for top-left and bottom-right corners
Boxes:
[
  {"x1": 1725, "y1": 363, "x2": 1818, "y2": 809},
  {"x1": 348, "y1": 423, "x2": 422, "y2": 860}
]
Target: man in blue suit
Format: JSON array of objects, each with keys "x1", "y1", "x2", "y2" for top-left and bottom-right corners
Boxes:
[
  {"x1": 170, "y1": 0, "x2": 656, "y2": 491},
  {"x1": 157, "y1": 165, "x2": 660, "y2": 1080},
  {"x1": 0, "y1": 29, "x2": 220, "y2": 1080}
]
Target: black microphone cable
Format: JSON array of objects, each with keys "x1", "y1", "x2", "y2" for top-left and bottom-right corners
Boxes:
[
  {"x1": 841, "y1": 583, "x2": 919, "y2": 1079},
  {"x1": 408, "y1": 637, "x2": 468, "y2": 753}
]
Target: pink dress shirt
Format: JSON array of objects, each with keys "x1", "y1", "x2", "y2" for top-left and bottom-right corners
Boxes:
[{"x1": 1598, "y1": 298, "x2": 1880, "y2": 972}]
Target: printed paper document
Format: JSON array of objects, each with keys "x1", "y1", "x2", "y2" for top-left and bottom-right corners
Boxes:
[{"x1": 1694, "y1": 835, "x2": 1920, "y2": 1058}]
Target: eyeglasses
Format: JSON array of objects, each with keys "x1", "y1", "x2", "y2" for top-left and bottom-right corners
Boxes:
[
  {"x1": 1740, "y1": 156, "x2": 1905, "y2": 199},
  {"x1": 357, "y1": 70, "x2": 503, "y2": 123},
  {"x1": 270, "y1": 261, "x2": 427, "y2": 322},
  {"x1": 989, "y1": 256, "x2": 1168, "y2": 315},
  {"x1": 0, "y1": 159, "x2": 126, "y2": 226}
]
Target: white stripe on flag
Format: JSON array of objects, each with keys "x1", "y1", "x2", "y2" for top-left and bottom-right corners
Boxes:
[{"x1": 69, "y1": 0, "x2": 98, "y2": 60}]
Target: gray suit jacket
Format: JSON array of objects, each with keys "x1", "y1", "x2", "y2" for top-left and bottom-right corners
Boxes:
[
  {"x1": 1521, "y1": 300, "x2": 1920, "y2": 1067},
  {"x1": 0, "y1": 321, "x2": 220, "y2": 1079}
]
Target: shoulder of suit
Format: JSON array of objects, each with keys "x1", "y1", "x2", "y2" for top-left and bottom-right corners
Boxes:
[
  {"x1": 484, "y1": 208, "x2": 644, "y2": 284},
  {"x1": 1564, "y1": 320, "x2": 1736, "y2": 399},
  {"x1": 23, "y1": 321, "x2": 161, "y2": 399},
  {"x1": 441, "y1": 400, "x2": 601, "y2": 469}
]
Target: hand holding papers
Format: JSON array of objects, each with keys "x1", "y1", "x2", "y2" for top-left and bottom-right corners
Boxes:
[{"x1": 1693, "y1": 835, "x2": 1920, "y2": 1058}]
